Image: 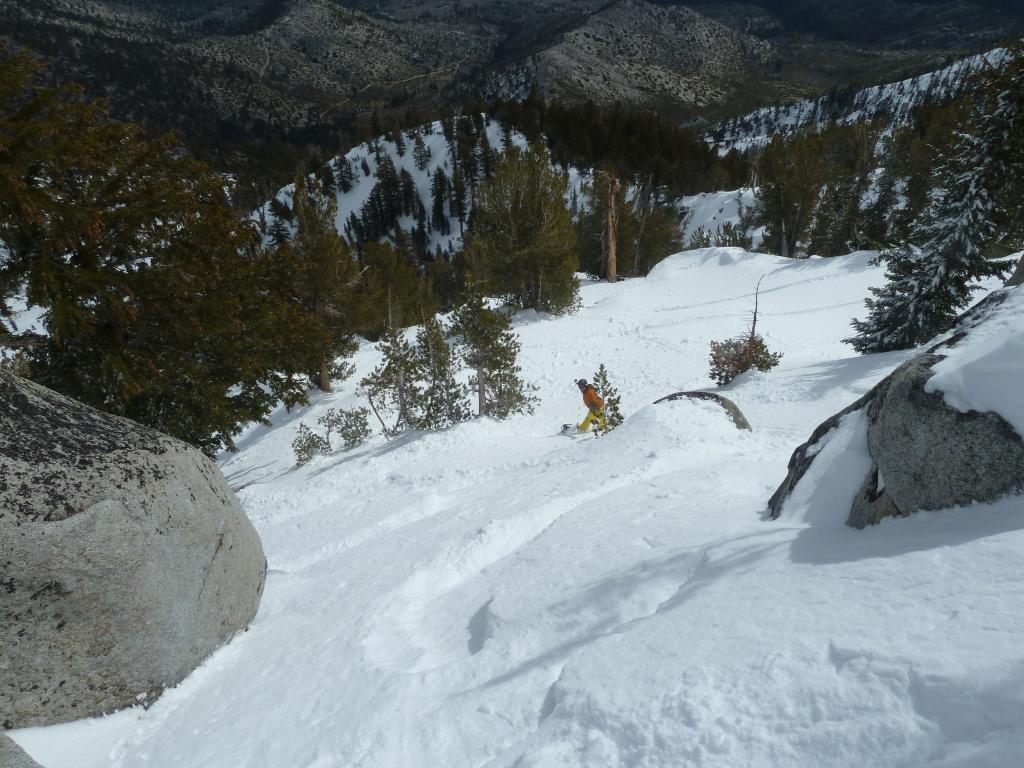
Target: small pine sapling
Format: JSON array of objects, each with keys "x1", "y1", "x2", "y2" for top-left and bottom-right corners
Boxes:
[
  {"x1": 708, "y1": 277, "x2": 783, "y2": 385},
  {"x1": 714, "y1": 221, "x2": 753, "y2": 250},
  {"x1": 292, "y1": 423, "x2": 330, "y2": 466},
  {"x1": 592, "y1": 363, "x2": 624, "y2": 432},
  {"x1": 292, "y1": 407, "x2": 371, "y2": 466},
  {"x1": 686, "y1": 226, "x2": 713, "y2": 249},
  {"x1": 320, "y1": 407, "x2": 372, "y2": 449}
]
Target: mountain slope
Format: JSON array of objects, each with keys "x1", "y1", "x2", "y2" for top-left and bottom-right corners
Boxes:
[
  {"x1": 709, "y1": 45, "x2": 1009, "y2": 152},
  {"x1": 486, "y1": 1, "x2": 776, "y2": 114},
  {"x1": 5, "y1": 0, "x2": 1022, "y2": 182},
  {"x1": 11, "y1": 247, "x2": 1021, "y2": 768}
]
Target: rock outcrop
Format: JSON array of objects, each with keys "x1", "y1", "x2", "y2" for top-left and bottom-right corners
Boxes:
[
  {"x1": 1, "y1": 733, "x2": 44, "y2": 768},
  {"x1": 654, "y1": 391, "x2": 752, "y2": 431},
  {"x1": 0, "y1": 372, "x2": 267, "y2": 728},
  {"x1": 768, "y1": 289, "x2": 1024, "y2": 528}
]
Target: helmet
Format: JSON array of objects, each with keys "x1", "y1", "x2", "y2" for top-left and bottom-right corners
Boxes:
[{"x1": 576, "y1": 379, "x2": 588, "y2": 388}]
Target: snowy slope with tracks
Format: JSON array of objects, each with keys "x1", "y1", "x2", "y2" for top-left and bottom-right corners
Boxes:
[{"x1": 13, "y1": 249, "x2": 1023, "y2": 768}]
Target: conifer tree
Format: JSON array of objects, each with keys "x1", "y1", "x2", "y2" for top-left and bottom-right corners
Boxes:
[
  {"x1": 451, "y1": 165, "x2": 468, "y2": 235},
  {"x1": 477, "y1": 131, "x2": 495, "y2": 179},
  {"x1": 267, "y1": 198, "x2": 294, "y2": 247},
  {"x1": 413, "y1": 134, "x2": 431, "y2": 171},
  {"x1": 592, "y1": 364, "x2": 624, "y2": 432},
  {"x1": 414, "y1": 317, "x2": 469, "y2": 429},
  {"x1": 755, "y1": 132, "x2": 829, "y2": 258},
  {"x1": 400, "y1": 168, "x2": 417, "y2": 217},
  {"x1": 0, "y1": 48, "x2": 310, "y2": 454},
  {"x1": 360, "y1": 328, "x2": 424, "y2": 438},
  {"x1": 848, "y1": 47, "x2": 1022, "y2": 353},
  {"x1": 287, "y1": 175, "x2": 361, "y2": 392},
  {"x1": 358, "y1": 240, "x2": 435, "y2": 334},
  {"x1": 431, "y1": 168, "x2": 451, "y2": 235},
  {"x1": 336, "y1": 157, "x2": 354, "y2": 193},
  {"x1": 464, "y1": 143, "x2": 579, "y2": 314},
  {"x1": 451, "y1": 288, "x2": 536, "y2": 419}
]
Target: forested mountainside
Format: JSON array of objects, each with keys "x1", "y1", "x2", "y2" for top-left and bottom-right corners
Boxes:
[
  {"x1": 4, "y1": 0, "x2": 1022, "y2": 198},
  {"x1": 708, "y1": 46, "x2": 1008, "y2": 152}
]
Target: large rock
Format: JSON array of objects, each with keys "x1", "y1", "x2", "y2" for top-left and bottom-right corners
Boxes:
[
  {"x1": 1, "y1": 733, "x2": 44, "y2": 768},
  {"x1": 0, "y1": 372, "x2": 266, "y2": 728},
  {"x1": 653, "y1": 391, "x2": 752, "y2": 430},
  {"x1": 769, "y1": 289, "x2": 1024, "y2": 528}
]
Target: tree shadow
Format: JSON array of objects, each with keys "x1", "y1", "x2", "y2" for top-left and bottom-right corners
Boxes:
[
  {"x1": 784, "y1": 351, "x2": 909, "y2": 401},
  {"x1": 458, "y1": 530, "x2": 790, "y2": 696},
  {"x1": 306, "y1": 428, "x2": 431, "y2": 479}
]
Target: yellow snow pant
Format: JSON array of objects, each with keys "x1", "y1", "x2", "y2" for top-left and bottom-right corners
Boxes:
[{"x1": 578, "y1": 408, "x2": 607, "y2": 433}]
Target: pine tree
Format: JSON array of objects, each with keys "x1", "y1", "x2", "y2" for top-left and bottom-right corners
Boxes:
[
  {"x1": 754, "y1": 132, "x2": 829, "y2": 258},
  {"x1": 336, "y1": 157, "x2": 354, "y2": 193},
  {"x1": 0, "y1": 49, "x2": 310, "y2": 454},
  {"x1": 708, "y1": 278, "x2": 783, "y2": 385},
  {"x1": 431, "y1": 168, "x2": 450, "y2": 235},
  {"x1": 451, "y1": 288, "x2": 536, "y2": 419},
  {"x1": 592, "y1": 364, "x2": 624, "y2": 432},
  {"x1": 414, "y1": 317, "x2": 469, "y2": 429},
  {"x1": 400, "y1": 168, "x2": 417, "y2": 217},
  {"x1": 477, "y1": 131, "x2": 495, "y2": 179},
  {"x1": 413, "y1": 134, "x2": 431, "y2": 171},
  {"x1": 464, "y1": 143, "x2": 579, "y2": 314},
  {"x1": 287, "y1": 175, "x2": 361, "y2": 391},
  {"x1": 360, "y1": 328, "x2": 424, "y2": 438},
  {"x1": 358, "y1": 240, "x2": 435, "y2": 334},
  {"x1": 848, "y1": 47, "x2": 1022, "y2": 353},
  {"x1": 451, "y1": 164, "x2": 468, "y2": 235},
  {"x1": 267, "y1": 198, "x2": 294, "y2": 247}
]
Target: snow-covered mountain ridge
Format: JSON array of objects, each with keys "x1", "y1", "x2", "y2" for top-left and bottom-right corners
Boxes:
[
  {"x1": 258, "y1": 118, "x2": 584, "y2": 256},
  {"x1": 709, "y1": 46, "x2": 1009, "y2": 153},
  {"x1": 14, "y1": 245, "x2": 1023, "y2": 768}
]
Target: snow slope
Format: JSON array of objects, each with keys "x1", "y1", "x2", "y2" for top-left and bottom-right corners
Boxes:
[
  {"x1": 13, "y1": 250, "x2": 1023, "y2": 768},
  {"x1": 709, "y1": 47, "x2": 1009, "y2": 154},
  {"x1": 679, "y1": 189, "x2": 760, "y2": 246}
]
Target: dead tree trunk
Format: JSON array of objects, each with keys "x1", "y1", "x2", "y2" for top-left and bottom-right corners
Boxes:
[
  {"x1": 319, "y1": 352, "x2": 332, "y2": 392},
  {"x1": 604, "y1": 173, "x2": 619, "y2": 283},
  {"x1": 633, "y1": 175, "x2": 652, "y2": 275},
  {"x1": 476, "y1": 367, "x2": 486, "y2": 416}
]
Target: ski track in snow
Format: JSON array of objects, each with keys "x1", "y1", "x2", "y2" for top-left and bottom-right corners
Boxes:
[{"x1": 12, "y1": 248, "x2": 1023, "y2": 768}]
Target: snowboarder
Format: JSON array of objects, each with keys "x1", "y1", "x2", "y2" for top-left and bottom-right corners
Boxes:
[{"x1": 575, "y1": 378, "x2": 606, "y2": 433}]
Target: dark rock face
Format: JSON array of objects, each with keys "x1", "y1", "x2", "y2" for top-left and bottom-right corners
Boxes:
[
  {"x1": 0, "y1": 372, "x2": 267, "y2": 728},
  {"x1": 769, "y1": 290, "x2": 1024, "y2": 528},
  {"x1": 654, "y1": 391, "x2": 753, "y2": 431},
  {"x1": 0, "y1": 733, "x2": 44, "y2": 768}
]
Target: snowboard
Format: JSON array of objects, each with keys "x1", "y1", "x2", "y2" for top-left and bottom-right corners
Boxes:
[{"x1": 557, "y1": 424, "x2": 599, "y2": 438}]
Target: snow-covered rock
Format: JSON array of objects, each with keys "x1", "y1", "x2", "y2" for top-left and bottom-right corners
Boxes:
[
  {"x1": 770, "y1": 287, "x2": 1024, "y2": 528},
  {"x1": 0, "y1": 372, "x2": 267, "y2": 727},
  {"x1": 0, "y1": 733, "x2": 43, "y2": 768},
  {"x1": 653, "y1": 391, "x2": 751, "y2": 431}
]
